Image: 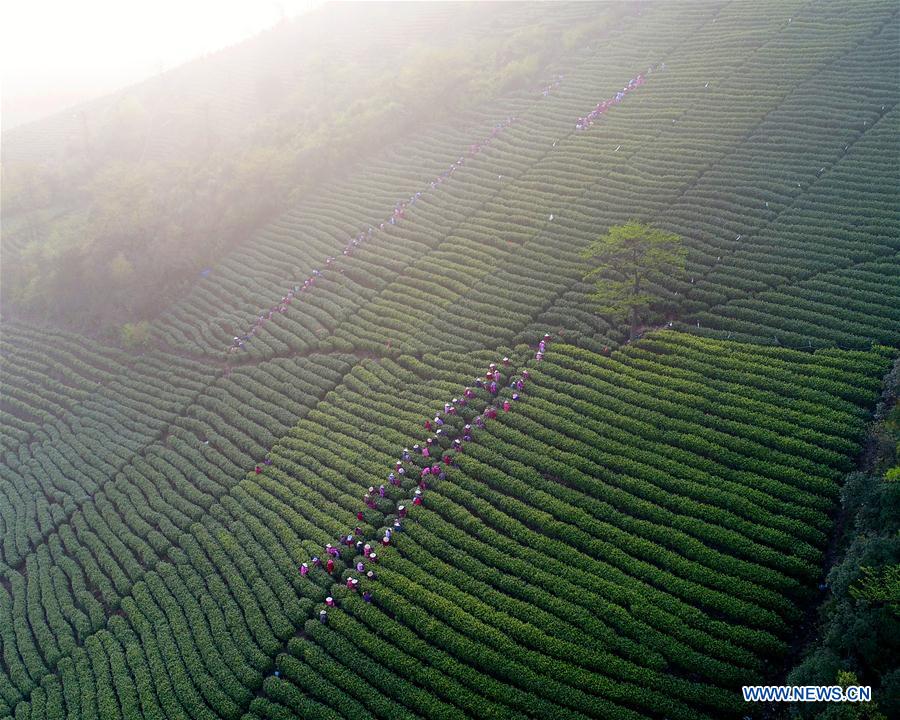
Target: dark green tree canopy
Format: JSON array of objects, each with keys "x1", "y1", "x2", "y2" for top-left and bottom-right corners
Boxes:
[{"x1": 582, "y1": 220, "x2": 686, "y2": 340}]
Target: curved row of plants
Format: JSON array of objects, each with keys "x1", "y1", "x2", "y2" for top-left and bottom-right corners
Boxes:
[
  {"x1": 0, "y1": 353, "x2": 354, "y2": 716},
  {"x1": 0, "y1": 323, "x2": 217, "y2": 569}
]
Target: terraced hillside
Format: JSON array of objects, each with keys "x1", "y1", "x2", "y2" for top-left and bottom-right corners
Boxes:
[
  {"x1": 1, "y1": 1, "x2": 898, "y2": 719},
  {"x1": 247, "y1": 335, "x2": 891, "y2": 720},
  {"x1": 152, "y1": 0, "x2": 899, "y2": 358}
]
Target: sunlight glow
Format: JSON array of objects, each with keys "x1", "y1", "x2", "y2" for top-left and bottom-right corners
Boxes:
[{"x1": 1, "y1": 0, "x2": 323, "y2": 129}]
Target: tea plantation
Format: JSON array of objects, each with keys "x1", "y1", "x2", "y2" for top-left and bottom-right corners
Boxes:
[{"x1": 1, "y1": 1, "x2": 898, "y2": 718}]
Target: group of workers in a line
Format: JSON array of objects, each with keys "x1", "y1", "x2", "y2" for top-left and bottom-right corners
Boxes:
[
  {"x1": 541, "y1": 74, "x2": 564, "y2": 97},
  {"x1": 227, "y1": 116, "x2": 518, "y2": 353},
  {"x1": 298, "y1": 336, "x2": 550, "y2": 625},
  {"x1": 574, "y1": 64, "x2": 665, "y2": 132},
  {"x1": 575, "y1": 71, "x2": 648, "y2": 131}
]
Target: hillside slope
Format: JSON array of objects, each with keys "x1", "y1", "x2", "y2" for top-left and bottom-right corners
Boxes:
[
  {"x1": 1, "y1": 1, "x2": 898, "y2": 718},
  {"x1": 2, "y1": 1, "x2": 622, "y2": 328},
  {"x1": 147, "y1": 0, "x2": 898, "y2": 359},
  {"x1": 248, "y1": 335, "x2": 890, "y2": 720}
]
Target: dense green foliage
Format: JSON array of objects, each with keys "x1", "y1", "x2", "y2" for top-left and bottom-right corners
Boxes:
[
  {"x1": 1, "y1": 1, "x2": 898, "y2": 718},
  {"x1": 582, "y1": 221, "x2": 685, "y2": 339},
  {"x1": 785, "y1": 361, "x2": 900, "y2": 719}
]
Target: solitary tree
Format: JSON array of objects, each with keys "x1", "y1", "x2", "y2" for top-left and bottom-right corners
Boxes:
[{"x1": 582, "y1": 220, "x2": 686, "y2": 341}]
